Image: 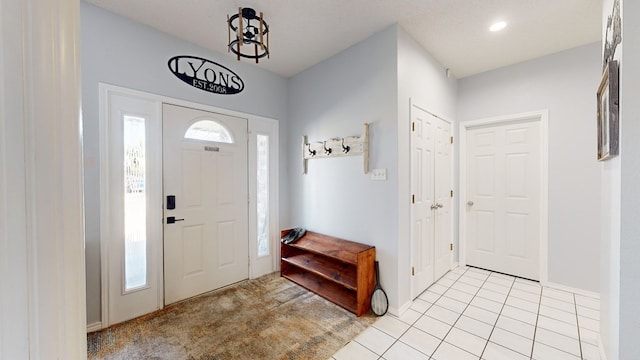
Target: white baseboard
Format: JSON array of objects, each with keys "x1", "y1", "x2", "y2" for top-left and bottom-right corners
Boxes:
[
  {"x1": 451, "y1": 262, "x2": 459, "y2": 269},
  {"x1": 87, "y1": 321, "x2": 102, "y2": 333},
  {"x1": 542, "y1": 281, "x2": 600, "y2": 299},
  {"x1": 388, "y1": 300, "x2": 412, "y2": 318},
  {"x1": 598, "y1": 335, "x2": 607, "y2": 360}
]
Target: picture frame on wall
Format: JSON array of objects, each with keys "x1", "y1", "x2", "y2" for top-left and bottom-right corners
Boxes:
[{"x1": 597, "y1": 60, "x2": 619, "y2": 161}]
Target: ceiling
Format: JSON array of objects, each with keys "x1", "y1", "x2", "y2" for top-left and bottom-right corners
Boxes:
[{"x1": 83, "y1": 0, "x2": 602, "y2": 79}]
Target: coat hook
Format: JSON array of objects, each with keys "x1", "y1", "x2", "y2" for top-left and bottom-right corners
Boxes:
[
  {"x1": 307, "y1": 144, "x2": 316, "y2": 157},
  {"x1": 323, "y1": 141, "x2": 332, "y2": 155},
  {"x1": 341, "y1": 138, "x2": 350, "y2": 154}
]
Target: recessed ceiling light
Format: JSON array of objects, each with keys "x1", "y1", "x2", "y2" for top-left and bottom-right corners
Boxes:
[{"x1": 489, "y1": 21, "x2": 507, "y2": 32}]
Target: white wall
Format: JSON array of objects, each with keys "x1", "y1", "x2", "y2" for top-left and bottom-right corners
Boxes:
[
  {"x1": 396, "y1": 26, "x2": 458, "y2": 310},
  {"x1": 599, "y1": 2, "x2": 621, "y2": 359},
  {"x1": 286, "y1": 25, "x2": 401, "y2": 309},
  {"x1": 81, "y1": 3, "x2": 289, "y2": 325},
  {"x1": 618, "y1": 0, "x2": 640, "y2": 353},
  {"x1": 458, "y1": 43, "x2": 602, "y2": 292},
  {"x1": 1, "y1": 0, "x2": 30, "y2": 356},
  {"x1": 1, "y1": 0, "x2": 86, "y2": 357}
]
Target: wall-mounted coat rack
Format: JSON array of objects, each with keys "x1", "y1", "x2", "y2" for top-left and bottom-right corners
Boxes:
[{"x1": 302, "y1": 123, "x2": 369, "y2": 174}]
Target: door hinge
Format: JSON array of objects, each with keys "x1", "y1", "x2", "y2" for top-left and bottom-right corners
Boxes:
[
  {"x1": 412, "y1": 122, "x2": 415, "y2": 132},
  {"x1": 412, "y1": 266, "x2": 415, "y2": 276},
  {"x1": 412, "y1": 194, "x2": 415, "y2": 204},
  {"x1": 450, "y1": 243, "x2": 453, "y2": 251},
  {"x1": 450, "y1": 136, "x2": 454, "y2": 144},
  {"x1": 450, "y1": 190, "x2": 453, "y2": 198}
]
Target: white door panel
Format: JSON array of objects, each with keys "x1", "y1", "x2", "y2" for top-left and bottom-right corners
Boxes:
[
  {"x1": 163, "y1": 104, "x2": 248, "y2": 305},
  {"x1": 104, "y1": 92, "x2": 162, "y2": 326},
  {"x1": 411, "y1": 110, "x2": 434, "y2": 294},
  {"x1": 411, "y1": 106, "x2": 452, "y2": 299},
  {"x1": 466, "y1": 121, "x2": 540, "y2": 280},
  {"x1": 434, "y1": 120, "x2": 452, "y2": 280}
]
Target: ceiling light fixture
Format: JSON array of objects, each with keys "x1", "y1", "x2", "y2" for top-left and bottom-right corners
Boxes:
[
  {"x1": 489, "y1": 21, "x2": 507, "y2": 32},
  {"x1": 227, "y1": 7, "x2": 269, "y2": 63}
]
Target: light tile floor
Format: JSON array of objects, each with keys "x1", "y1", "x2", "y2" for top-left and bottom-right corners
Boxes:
[{"x1": 332, "y1": 266, "x2": 600, "y2": 360}]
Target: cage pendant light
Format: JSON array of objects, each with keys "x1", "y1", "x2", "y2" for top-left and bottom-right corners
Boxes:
[{"x1": 227, "y1": 7, "x2": 269, "y2": 63}]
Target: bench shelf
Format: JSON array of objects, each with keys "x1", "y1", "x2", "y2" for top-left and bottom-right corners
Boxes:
[{"x1": 280, "y1": 229, "x2": 375, "y2": 316}]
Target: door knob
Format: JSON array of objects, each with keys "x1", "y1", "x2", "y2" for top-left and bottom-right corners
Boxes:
[
  {"x1": 467, "y1": 201, "x2": 474, "y2": 206},
  {"x1": 436, "y1": 203, "x2": 444, "y2": 208},
  {"x1": 430, "y1": 204, "x2": 438, "y2": 210}
]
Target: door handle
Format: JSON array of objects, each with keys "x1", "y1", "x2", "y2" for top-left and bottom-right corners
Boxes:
[
  {"x1": 436, "y1": 203, "x2": 444, "y2": 208},
  {"x1": 467, "y1": 201, "x2": 474, "y2": 206},
  {"x1": 430, "y1": 204, "x2": 438, "y2": 210},
  {"x1": 166, "y1": 216, "x2": 184, "y2": 224}
]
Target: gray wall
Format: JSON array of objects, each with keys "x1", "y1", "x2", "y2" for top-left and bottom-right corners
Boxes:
[
  {"x1": 601, "y1": 0, "x2": 640, "y2": 358},
  {"x1": 286, "y1": 25, "x2": 401, "y2": 308},
  {"x1": 618, "y1": 0, "x2": 640, "y2": 355},
  {"x1": 599, "y1": 2, "x2": 621, "y2": 358},
  {"x1": 81, "y1": 3, "x2": 288, "y2": 325},
  {"x1": 457, "y1": 43, "x2": 602, "y2": 292}
]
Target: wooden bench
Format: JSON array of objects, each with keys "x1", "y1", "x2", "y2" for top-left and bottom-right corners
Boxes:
[{"x1": 280, "y1": 229, "x2": 375, "y2": 316}]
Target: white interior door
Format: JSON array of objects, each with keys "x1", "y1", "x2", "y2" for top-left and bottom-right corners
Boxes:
[
  {"x1": 411, "y1": 106, "x2": 435, "y2": 298},
  {"x1": 411, "y1": 106, "x2": 453, "y2": 298},
  {"x1": 163, "y1": 104, "x2": 248, "y2": 305},
  {"x1": 103, "y1": 91, "x2": 163, "y2": 326},
  {"x1": 465, "y1": 120, "x2": 541, "y2": 280},
  {"x1": 434, "y1": 120, "x2": 453, "y2": 280}
]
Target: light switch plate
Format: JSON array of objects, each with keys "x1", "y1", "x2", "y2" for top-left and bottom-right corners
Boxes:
[{"x1": 371, "y1": 168, "x2": 387, "y2": 181}]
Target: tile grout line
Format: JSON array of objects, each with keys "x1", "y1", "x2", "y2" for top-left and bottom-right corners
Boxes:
[
  {"x1": 410, "y1": 268, "x2": 469, "y2": 358},
  {"x1": 574, "y1": 293, "x2": 584, "y2": 359},
  {"x1": 408, "y1": 267, "x2": 475, "y2": 358},
  {"x1": 532, "y1": 288, "x2": 590, "y2": 359},
  {"x1": 342, "y1": 270, "x2": 596, "y2": 360},
  {"x1": 478, "y1": 273, "x2": 516, "y2": 359},
  {"x1": 529, "y1": 284, "x2": 544, "y2": 359},
  {"x1": 429, "y1": 268, "x2": 495, "y2": 359},
  {"x1": 365, "y1": 268, "x2": 468, "y2": 359}
]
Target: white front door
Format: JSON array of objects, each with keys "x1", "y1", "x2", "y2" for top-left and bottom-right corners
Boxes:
[
  {"x1": 103, "y1": 91, "x2": 163, "y2": 326},
  {"x1": 411, "y1": 106, "x2": 435, "y2": 296},
  {"x1": 411, "y1": 105, "x2": 453, "y2": 299},
  {"x1": 465, "y1": 120, "x2": 541, "y2": 280},
  {"x1": 162, "y1": 104, "x2": 249, "y2": 305}
]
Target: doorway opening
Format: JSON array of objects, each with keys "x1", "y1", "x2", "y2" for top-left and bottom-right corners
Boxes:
[
  {"x1": 459, "y1": 110, "x2": 549, "y2": 282},
  {"x1": 98, "y1": 84, "x2": 279, "y2": 328}
]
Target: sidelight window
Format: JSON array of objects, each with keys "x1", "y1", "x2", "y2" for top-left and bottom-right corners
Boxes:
[
  {"x1": 256, "y1": 134, "x2": 269, "y2": 257},
  {"x1": 124, "y1": 115, "x2": 147, "y2": 290}
]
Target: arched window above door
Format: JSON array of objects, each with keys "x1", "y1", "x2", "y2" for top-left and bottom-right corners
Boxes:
[{"x1": 184, "y1": 120, "x2": 234, "y2": 143}]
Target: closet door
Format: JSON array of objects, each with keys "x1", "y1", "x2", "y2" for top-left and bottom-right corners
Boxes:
[
  {"x1": 410, "y1": 106, "x2": 436, "y2": 298},
  {"x1": 410, "y1": 105, "x2": 453, "y2": 299},
  {"x1": 434, "y1": 120, "x2": 452, "y2": 280}
]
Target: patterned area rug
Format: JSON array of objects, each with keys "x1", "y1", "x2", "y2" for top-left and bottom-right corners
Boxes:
[{"x1": 88, "y1": 273, "x2": 375, "y2": 360}]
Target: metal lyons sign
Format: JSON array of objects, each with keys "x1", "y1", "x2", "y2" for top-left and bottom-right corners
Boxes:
[{"x1": 168, "y1": 55, "x2": 244, "y2": 95}]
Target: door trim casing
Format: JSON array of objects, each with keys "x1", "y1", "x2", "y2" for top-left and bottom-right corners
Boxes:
[
  {"x1": 459, "y1": 110, "x2": 549, "y2": 284},
  {"x1": 98, "y1": 83, "x2": 280, "y2": 329}
]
